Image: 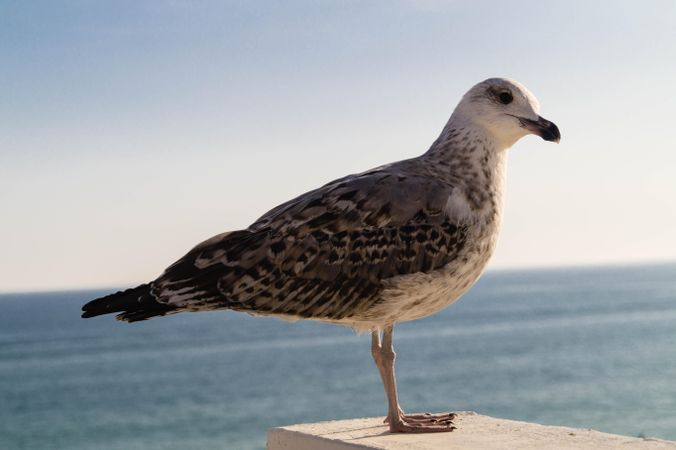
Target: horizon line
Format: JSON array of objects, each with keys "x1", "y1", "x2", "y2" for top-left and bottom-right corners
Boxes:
[{"x1": 1, "y1": 258, "x2": 674, "y2": 297}]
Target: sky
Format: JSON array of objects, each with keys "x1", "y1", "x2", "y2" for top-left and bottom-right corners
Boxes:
[{"x1": 1, "y1": 0, "x2": 675, "y2": 293}]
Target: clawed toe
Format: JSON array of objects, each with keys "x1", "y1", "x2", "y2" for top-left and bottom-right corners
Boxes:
[
  {"x1": 402, "y1": 412, "x2": 456, "y2": 423},
  {"x1": 386, "y1": 411, "x2": 456, "y2": 433},
  {"x1": 389, "y1": 417, "x2": 456, "y2": 433}
]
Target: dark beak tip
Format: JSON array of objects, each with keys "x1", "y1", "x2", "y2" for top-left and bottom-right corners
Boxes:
[
  {"x1": 519, "y1": 115, "x2": 561, "y2": 144},
  {"x1": 539, "y1": 118, "x2": 561, "y2": 144},
  {"x1": 543, "y1": 127, "x2": 561, "y2": 143}
]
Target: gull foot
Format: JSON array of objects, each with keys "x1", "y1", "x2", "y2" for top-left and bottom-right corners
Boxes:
[{"x1": 386, "y1": 411, "x2": 456, "y2": 433}]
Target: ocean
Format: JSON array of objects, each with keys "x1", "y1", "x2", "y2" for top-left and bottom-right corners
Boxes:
[{"x1": 1, "y1": 263, "x2": 675, "y2": 449}]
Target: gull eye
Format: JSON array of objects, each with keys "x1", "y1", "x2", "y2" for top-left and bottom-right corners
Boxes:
[{"x1": 498, "y1": 91, "x2": 513, "y2": 105}]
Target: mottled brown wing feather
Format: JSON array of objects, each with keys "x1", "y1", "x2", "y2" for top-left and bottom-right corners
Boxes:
[{"x1": 152, "y1": 164, "x2": 468, "y2": 321}]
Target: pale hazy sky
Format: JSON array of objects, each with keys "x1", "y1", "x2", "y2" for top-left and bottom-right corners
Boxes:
[{"x1": 1, "y1": 1, "x2": 675, "y2": 293}]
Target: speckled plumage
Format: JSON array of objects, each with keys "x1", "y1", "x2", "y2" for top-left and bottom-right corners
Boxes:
[
  {"x1": 142, "y1": 126, "x2": 504, "y2": 330},
  {"x1": 83, "y1": 77, "x2": 559, "y2": 334}
]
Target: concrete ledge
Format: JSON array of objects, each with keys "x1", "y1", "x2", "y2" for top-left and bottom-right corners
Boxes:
[{"x1": 267, "y1": 412, "x2": 676, "y2": 450}]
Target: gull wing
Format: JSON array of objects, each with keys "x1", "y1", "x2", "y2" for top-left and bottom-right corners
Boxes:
[{"x1": 151, "y1": 161, "x2": 469, "y2": 321}]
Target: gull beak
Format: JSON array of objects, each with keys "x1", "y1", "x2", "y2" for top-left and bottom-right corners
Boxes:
[{"x1": 520, "y1": 115, "x2": 561, "y2": 143}]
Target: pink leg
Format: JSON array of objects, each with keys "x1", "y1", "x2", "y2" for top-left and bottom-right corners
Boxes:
[{"x1": 371, "y1": 325, "x2": 456, "y2": 433}]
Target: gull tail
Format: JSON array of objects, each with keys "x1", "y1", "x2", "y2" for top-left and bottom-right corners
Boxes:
[{"x1": 81, "y1": 283, "x2": 175, "y2": 322}]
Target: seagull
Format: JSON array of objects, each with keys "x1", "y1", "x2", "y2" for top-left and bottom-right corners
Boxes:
[{"x1": 82, "y1": 77, "x2": 560, "y2": 433}]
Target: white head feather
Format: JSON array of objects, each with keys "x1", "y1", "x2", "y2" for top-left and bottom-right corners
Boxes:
[{"x1": 450, "y1": 78, "x2": 558, "y2": 149}]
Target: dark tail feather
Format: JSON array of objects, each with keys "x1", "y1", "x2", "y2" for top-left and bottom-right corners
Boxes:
[{"x1": 81, "y1": 283, "x2": 175, "y2": 322}]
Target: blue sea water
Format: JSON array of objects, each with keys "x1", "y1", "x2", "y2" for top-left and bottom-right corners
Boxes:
[{"x1": 1, "y1": 263, "x2": 676, "y2": 450}]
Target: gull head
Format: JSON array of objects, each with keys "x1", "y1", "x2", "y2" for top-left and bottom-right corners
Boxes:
[{"x1": 453, "y1": 77, "x2": 560, "y2": 148}]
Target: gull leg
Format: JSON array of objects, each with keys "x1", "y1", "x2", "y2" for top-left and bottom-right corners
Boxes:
[
  {"x1": 371, "y1": 330, "x2": 400, "y2": 418},
  {"x1": 371, "y1": 325, "x2": 456, "y2": 433},
  {"x1": 371, "y1": 331, "x2": 406, "y2": 421}
]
